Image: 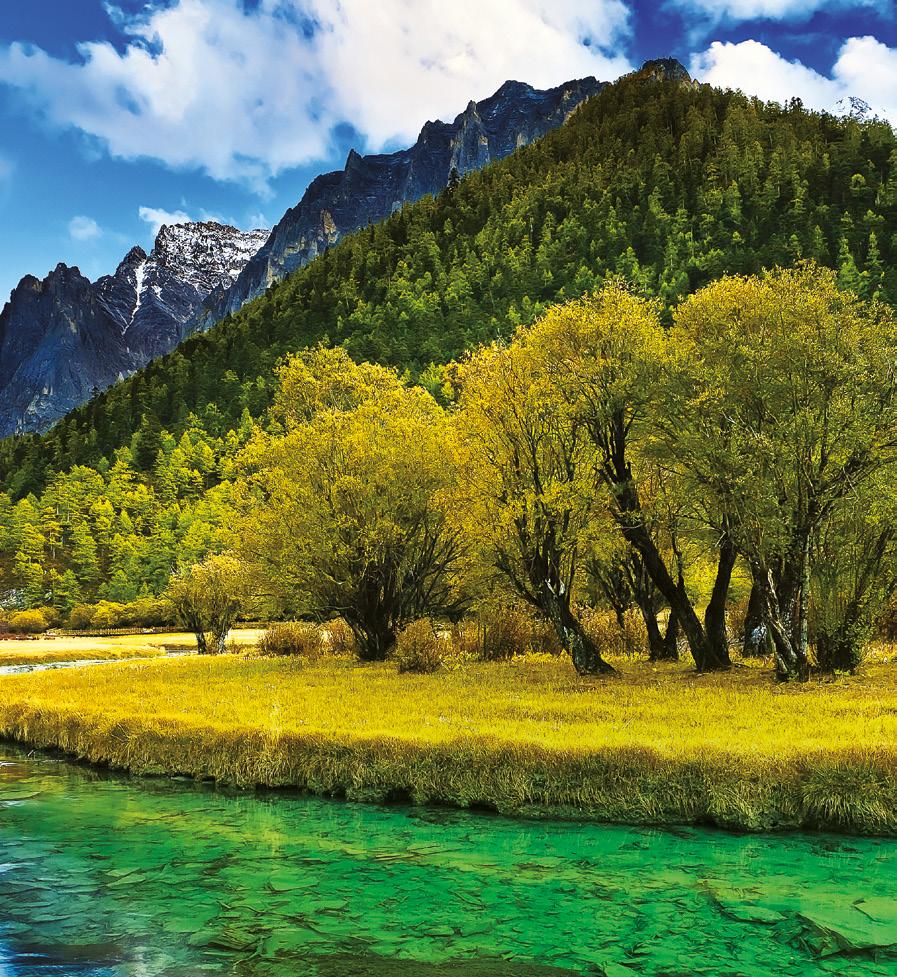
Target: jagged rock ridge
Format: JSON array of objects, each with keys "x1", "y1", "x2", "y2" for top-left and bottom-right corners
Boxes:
[
  {"x1": 0, "y1": 222, "x2": 267, "y2": 436},
  {"x1": 203, "y1": 75, "x2": 605, "y2": 323}
]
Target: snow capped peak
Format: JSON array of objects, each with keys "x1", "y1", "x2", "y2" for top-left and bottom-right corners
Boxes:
[{"x1": 149, "y1": 221, "x2": 270, "y2": 293}]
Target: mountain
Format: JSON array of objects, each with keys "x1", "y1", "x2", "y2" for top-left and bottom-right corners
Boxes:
[
  {"x1": 3, "y1": 58, "x2": 897, "y2": 503},
  {"x1": 0, "y1": 76, "x2": 605, "y2": 439},
  {"x1": 0, "y1": 222, "x2": 267, "y2": 437},
  {"x1": 201, "y1": 75, "x2": 604, "y2": 323}
]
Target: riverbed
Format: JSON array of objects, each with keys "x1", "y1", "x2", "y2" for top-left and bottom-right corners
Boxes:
[{"x1": 0, "y1": 744, "x2": 895, "y2": 976}]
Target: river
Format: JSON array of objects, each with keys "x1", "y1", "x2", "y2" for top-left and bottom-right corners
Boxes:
[{"x1": 0, "y1": 744, "x2": 895, "y2": 976}]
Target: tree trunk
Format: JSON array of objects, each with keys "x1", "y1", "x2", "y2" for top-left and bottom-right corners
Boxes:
[
  {"x1": 351, "y1": 620, "x2": 397, "y2": 662},
  {"x1": 756, "y1": 565, "x2": 807, "y2": 681},
  {"x1": 661, "y1": 610, "x2": 680, "y2": 661},
  {"x1": 742, "y1": 580, "x2": 772, "y2": 657},
  {"x1": 703, "y1": 532, "x2": 737, "y2": 669},
  {"x1": 642, "y1": 605, "x2": 666, "y2": 660},
  {"x1": 213, "y1": 628, "x2": 229, "y2": 654},
  {"x1": 600, "y1": 410, "x2": 730, "y2": 671},
  {"x1": 194, "y1": 630, "x2": 208, "y2": 655},
  {"x1": 542, "y1": 587, "x2": 614, "y2": 675}
]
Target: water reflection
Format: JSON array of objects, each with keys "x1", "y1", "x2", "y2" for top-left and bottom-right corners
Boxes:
[{"x1": 0, "y1": 746, "x2": 895, "y2": 976}]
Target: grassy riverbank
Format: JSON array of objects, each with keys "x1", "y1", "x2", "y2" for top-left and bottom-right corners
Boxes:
[
  {"x1": 1, "y1": 653, "x2": 896, "y2": 834},
  {"x1": 0, "y1": 628, "x2": 263, "y2": 667}
]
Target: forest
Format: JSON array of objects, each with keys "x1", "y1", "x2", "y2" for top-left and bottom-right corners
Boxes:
[{"x1": 3, "y1": 67, "x2": 897, "y2": 682}]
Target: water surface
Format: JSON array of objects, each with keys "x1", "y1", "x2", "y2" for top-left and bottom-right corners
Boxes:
[{"x1": 0, "y1": 744, "x2": 895, "y2": 976}]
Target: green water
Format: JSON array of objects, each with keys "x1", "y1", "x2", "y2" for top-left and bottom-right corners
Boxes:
[{"x1": 1, "y1": 745, "x2": 896, "y2": 977}]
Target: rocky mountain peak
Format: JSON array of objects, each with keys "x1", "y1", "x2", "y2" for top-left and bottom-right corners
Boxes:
[{"x1": 637, "y1": 58, "x2": 694, "y2": 86}]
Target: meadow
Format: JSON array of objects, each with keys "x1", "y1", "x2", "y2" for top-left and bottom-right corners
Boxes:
[
  {"x1": 1, "y1": 650, "x2": 896, "y2": 834},
  {"x1": 0, "y1": 628, "x2": 263, "y2": 667}
]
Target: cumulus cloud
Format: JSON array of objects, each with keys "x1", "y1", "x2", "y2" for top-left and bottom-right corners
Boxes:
[
  {"x1": 671, "y1": 0, "x2": 885, "y2": 24},
  {"x1": 691, "y1": 36, "x2": 897, "y2": 124},
  {"x1": 138, "y1": 205, "x2": 192, "y2": 237},
  {"x1": 68, "y1": 215, "x2": 103, "y2": 241},
  {"x1": 0, "y1": 0, "x2": 633, "y2": 190}
]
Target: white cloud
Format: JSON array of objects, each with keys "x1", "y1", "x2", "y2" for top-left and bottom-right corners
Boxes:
[
  {"x1": 671, "y1": 0, "x2": 884, "y2": 24},
  {"x1": 0, "y1": 0, "x2": 633, "y2": 190},
  {"x1": 68, "y1": 215, "x2": 103, "y2": 241},
  {"x1": 309, "y1": 0, "x2": 633, "y2": 149},
  {"x1": 138, "y1": 205, "x2": 192, "y2": 237},
  {"x1": 691, "y1": 36, "x2": 897, "y2": 124}
]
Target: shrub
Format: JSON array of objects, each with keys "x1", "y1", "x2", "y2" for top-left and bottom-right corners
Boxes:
[
  {"x1": 68, "y1": 604, "x2": 97, "y2": 630},
  {"x1": 8, "y1": 609, "x2": 50, "y2": 634},
  {"x1": 814, "y1": 623, "x2": 869, "y2": 674},
  {"x1": 582, "y1": 607, "x2": 648, "y2": 658},
  {"x1": 258, "y1": 622, "x2": 323, "y2": 658},
  {"x1": 90, "y1": 601, "x2": 127, "y2": 630},
  {"x1": 322, "y1": 618, "x2": 356, "y2": 656},
  {"x1": 726, "y1": 595, "x2": 750, "y2": 643},
  {"x1": 877, "y1": 592, "x2": 897, "y2": 642},
  {"x1": 0, "y1": 609, "x2": 9, "y2": 632},
  {"x1": 393, "y1": 619, "x2": 446, "y2": 673},
  {"x1": 35, "y1": 606, "x2": 62, "y2": 628},
  {"x1": 475, "y1": 605, "x2": 561, "y2": 661}
]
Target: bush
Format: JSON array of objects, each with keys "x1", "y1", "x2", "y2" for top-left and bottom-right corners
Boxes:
[
  {"x1": 68, "y1": 604, "x2": 97, "y2": 630},
  {"x1": 394, "y1": 619, "x2": 447, "y2": 673},
  {"x1": 323, "y1": 618, "x2": 357, "y2": 656},
  {"x1": 582, "y1": 607, "x2": 648, "y2": 658},
  {"x1": 8, "y1": 609, "x2": 50, "y2": 634},
  {"x1": 726, "y1": 595, "x2": 750, "y2": 643},
  {"x1": 35, "y1": 606, "x2": 62, "y2": 628},
  {"x1": 814, "y1": 623, "x2": 868, "y2": 674},
  {"x1": 66, "y1": 597, "x2": 175, "y2": 631},
  {"x1": 877, "y1": 592, "x2": 897, "y2": 642},
  {"x1": 258, "y1": 622, "x2": 323, "y2": 658},
  {"x1": 473, "y1": 605, "x2": 561, "y2": 661}
]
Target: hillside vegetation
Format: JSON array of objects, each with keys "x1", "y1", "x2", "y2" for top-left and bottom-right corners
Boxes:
[
  {"x1": 2, "y1": 68, "x2": 897, "y2": 687},
  {"x1": 2, "y1": 67, "x2": 897, "y2": 496}
]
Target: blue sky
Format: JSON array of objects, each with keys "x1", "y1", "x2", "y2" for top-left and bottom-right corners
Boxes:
[{"x1": 1, "y1": 0, "x2": 896, "y2": 303}]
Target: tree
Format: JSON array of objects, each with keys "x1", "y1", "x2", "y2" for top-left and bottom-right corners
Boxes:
[
  {"x1": 166, "y1": 554, "x2": 248, "y2": 654},
  {"x1": 530, "y1": 287, "x2": 735, "y2": 671},
  {"x1": 809, "y1": 473, "x2": 897, "y2": 672},
  {"x1": 668, "y1": 265, "x2": 897, "y2": 678},
  {"x1": 239, "y1": 349, "x2": 464, "y2": 661},
  {"x1": 453, "y1": 340, "x2": 614, "y2": 675}
]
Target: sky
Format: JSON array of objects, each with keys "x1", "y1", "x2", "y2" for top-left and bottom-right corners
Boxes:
[{"x1": 1, "y1": 0, "x2": 896, "y2": 303}]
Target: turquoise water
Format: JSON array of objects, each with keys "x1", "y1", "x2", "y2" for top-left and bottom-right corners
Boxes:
[{"x1": 0, "y1": 744, "x2": 895, "y2": 976}]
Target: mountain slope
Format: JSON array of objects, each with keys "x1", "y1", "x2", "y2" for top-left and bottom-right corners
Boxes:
[
  {"x1": 3, "y1": 59, "x2": 897, "y2": 499},
  {"x1": 0, "y1": 76, "x2": 604, "y2": 440},
  {"x1": 0, "y1": 223, "x2": 267, "y2": 437},
  {"x1": 206, "y1": 76, "x2": 604, "y2": 323}
]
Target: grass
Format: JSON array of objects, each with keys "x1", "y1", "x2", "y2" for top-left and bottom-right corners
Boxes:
[
  {"x1": 1, "y1": 651, "x2": 897, "y2": 834},
  {"x1": 0, "y1": 628, "x2": 263, "y2": 667}
]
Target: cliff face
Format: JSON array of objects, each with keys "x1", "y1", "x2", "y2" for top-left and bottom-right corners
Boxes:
[
  {"x1": 0, "y1": 223, "x2": 267, "y2": 436},
  {"x1": 204, "y1": 76, "x2": 605, "y2": 322}
]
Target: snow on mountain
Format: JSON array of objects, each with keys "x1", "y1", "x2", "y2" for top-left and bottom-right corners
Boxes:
[{"x1": 0, "y1": 221, "x2": 268, "y2": 436}]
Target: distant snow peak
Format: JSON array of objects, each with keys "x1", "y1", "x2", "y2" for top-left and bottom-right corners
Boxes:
[{"x1": 150, "y1": 221, "x2": 270, "y2": 294}]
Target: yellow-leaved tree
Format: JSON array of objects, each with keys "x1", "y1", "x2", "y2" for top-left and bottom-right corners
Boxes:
[{"x1": 238, "y1": 348, "x2": 465, "y2": 661}]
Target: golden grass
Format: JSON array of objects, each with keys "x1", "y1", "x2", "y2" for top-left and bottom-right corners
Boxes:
[
  {"x1": 1, "y1": 652, "x2": 896, "y2": 834},
  {"x1": 0, "y1": 628, "x2": 263, "y2": 667}
]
